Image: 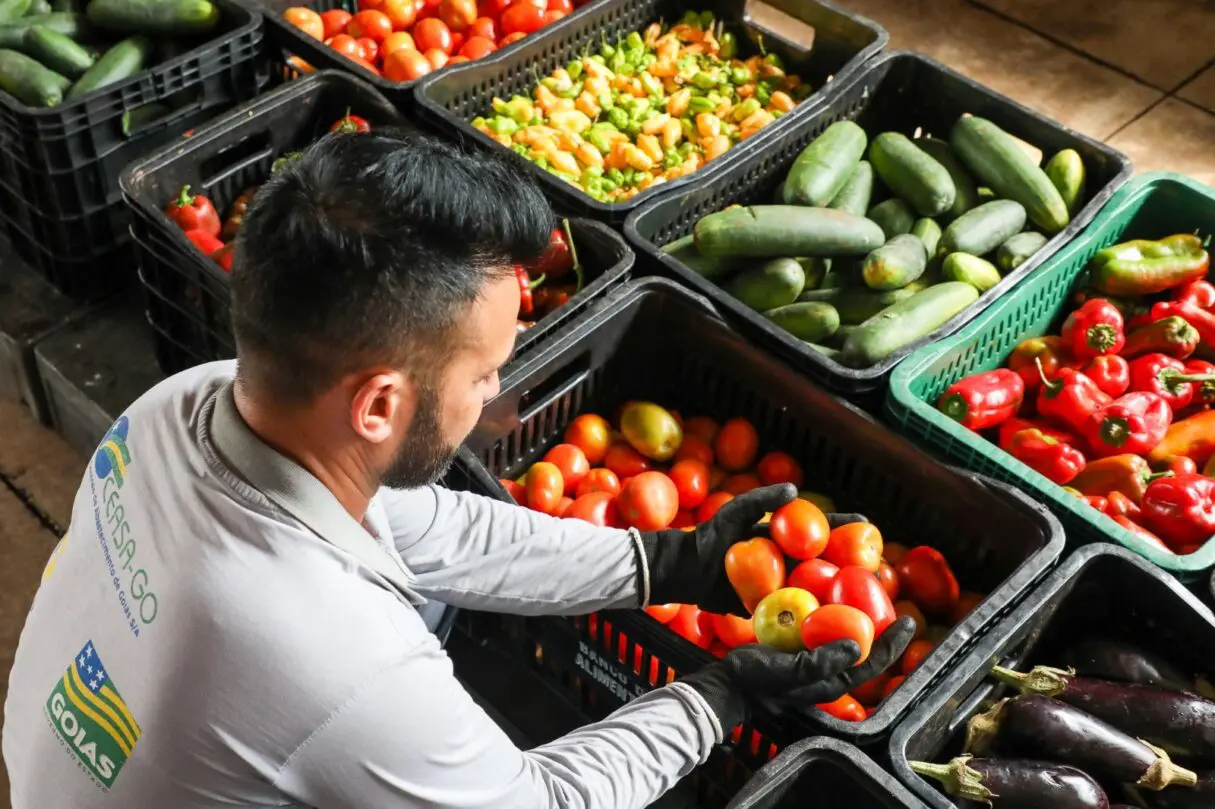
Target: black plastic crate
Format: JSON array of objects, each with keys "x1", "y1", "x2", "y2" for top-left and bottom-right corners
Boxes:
[
  {"x1": 413, "y1": 0, "x2": 888, "y2": 225},
  {"x1": 455, "y1": 276, "x2": 1065, "y2": 748},
  {"x1": 887, "y1": 545, "x2": 1215, "y2": 809},
  {"x1": 623, "y1": 50, "x2": 1134, "y2": 403}
]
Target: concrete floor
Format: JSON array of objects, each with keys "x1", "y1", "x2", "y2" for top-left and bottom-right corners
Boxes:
[{"x1": 1, "y1": 0, "x2": 1214, "y2": 803}]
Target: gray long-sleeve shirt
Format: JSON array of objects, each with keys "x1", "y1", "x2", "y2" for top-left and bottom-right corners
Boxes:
[{"x1": 2, "y1": 361, "x2": 721, "y2": 809}]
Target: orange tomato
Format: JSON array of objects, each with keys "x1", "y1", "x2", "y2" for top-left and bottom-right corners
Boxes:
[
  {"x1": 710, "y1": 613, "x2": 757, "y2": 648},
  {"x1": 327, "y1": 32, "x2": 363, "y2": 59},
  {"x1": 902, "y1": 639, "x2": 934, "y2": 675},
  {"x1": 565, "y1": 414, "x2": 611, "y2": 465},
  {"x1": 380, "y1": 0, "x2": 417, "y2": 27},
  {"x1": 850, "y1": 673, "x2": 892, "y2": 706},
  {"x1": 696, "y1": 491, "x2": 733, "y2": 523},
  {"x1": 883, "y1": 675, "x2": 906, "y2": 701},
  {"x1": 525, "y1": 461, "x2": 564, "y2": 515},
  {"x1": 500, "y1": 478, "x2": 525, "y2": 505},
  {"x1": 542, "y1": 443, "x2": 588, "y2": 494},
  {"x1": 412, "y1": 16, "x2": 453, "y2": 52},
  {"x1": 721, "y1": 473, "x2": 761, "y2": 495},
  {"x1": 499, "y1": 30, "x2": 526, "y2": 45},
  {"x1": 616, "y1": 471, "x2": 679, "y2": 530},
  {"x1": 447, "y1": 54, "x2": 469, "y2": 62},
  {"x1": 800, "y1": 604, "x2": 875, "y2": 665},
  {"x1": 822, "y1": 522, "x2": 883, "y2": 573},
  {"x1": 714, "y1": 417, "x2": 759, "y2": 472},
  {"x1": 439, "y1": 0, "x2": 477, "y2": 29},
  {"x1": 284, "y1": 6, "x2": 324, "y2": 38},
  {"x1": 893, "y1": 600, "x2": 927, "y2": 640},
  {"x1": 381, "y1": 30, "x2": 416, "y2": 54},
  {"x1": 673, "y1": 435, "x2": 714, "y2": 466},
  {"x1": 950, "y1": 591, "x2": 984, "y2": 625},
  {"x1": 383, "y1": 46, "x2": 432, "y2": 80},
  {"x1": 787, "y1": 557, "x2": 839, "y2": 603},
  {"x1": 668, "y1": 605, "x2": 714, "y2": 649},
  {"x1": 883, "y1": 542, "x2": 909, "y2": 565},
  {"x1": 724, "y1": 537, "x2": 786, "y2": 612},
  {"x1": 541, "y1": 8, "x2": 563, "y2": 23},
  {"x1": 683, "y1": 416, "x2": 719, "y2": 444},
  {"x1": 668, "y1": 459, "x2": 710, "y2": 510},
  {"x1": 500, "y1": 2, "x2": 543, "y2": 34},
  {"x1": 469, "y1": 15, "x2": 496, "y2": 40},
  {"x1": 357, "y1": 36, "x2": 379, "y2": 61},
  {"x1": 320, "y1": 8, "x2": 352, "y2": 37},
  {"x1": 351, "y1": 56, "x2": 381, "y2": 74},
  {"x1": 575, "y1": 467, "x2": 620, "y2": 499},
  {"x1": 769, "y1": 498, "x2": 830, "y2": 560},
  {"x1": 816, "y1": 693, "x2": 866, "y2": 722},
  {"x1": 876, "y1": 562, "x2": 900, "y2": 601},
  {"x1": 893, "y1": 546, "x2": 960, "y2": 617},
  {"x1": 555, "y1": 496, "x2": 574, "y2": 516},
  {"x1": 604, "y1": 443, "x2": 651, "y2": 479},
  {"x1": 645, "y1": 603, "x2": 679, "y2": 624},
  {"x1": 458, "y1": 34, "x2": 495, "y2": 59},
  {"x1": 756, "y1": 451, "x2": 804, "y2": 487},
  {"x1": 347, "y1": 9, "x2": 393, "y2": 39},
  {"x1": 564, "y1": 491, "x2": 617, "y2": 526}
]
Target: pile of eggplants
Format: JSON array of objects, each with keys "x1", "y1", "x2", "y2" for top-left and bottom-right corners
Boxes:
[{"x1": 909, "y1": 640, "x2": 1215, "y2": 808}]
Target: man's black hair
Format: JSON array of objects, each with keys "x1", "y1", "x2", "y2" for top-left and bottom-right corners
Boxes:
[{"x1": 231, "y1": 128, "x2": 552, "y2": 403}]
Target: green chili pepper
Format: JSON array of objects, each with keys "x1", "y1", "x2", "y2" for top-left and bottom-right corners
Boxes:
[
  {"x1": 590, "y1": 54, "x2": 606, "y2": 64},
  {"x1": 678, "y1": 141, "x2": 697, "y2": 157},
  {"x1": 490, "y1": 117, "x2": 519, "y2": 136},
  {"x1": 587, "y1": 128, "x2": 614, "y2": 154},
  {"x1": 730, "y1": 66, "x2": 752, "y2": 85},
  {"x1": 756, "y1": 84, "x2": 771, "y2": 105},
  {"x1": 680, "y1": 117, "x2": 697, "y2": 141},
  {"x1": 601, "y1": 178, "x2": 618, "y2": 193},
  {"x1": 641, "y1": 73, "x2": 663, "y2": 96},
  {"x1": 558, "y1": 83, "x2": 581, "y2": 99},
  {"x1": 567, "y1": 60, "x2": 583, "y2": 79},
  {"x1": 535, "y1": 157, "x2": 550, "y2": 170},
  {"x1": 718, "y1": 31, "x2": 737, "y2": 59},
  {"x1": 691, "y1": 71, "x2": 718, "y2": 90},
  {"x1": 471, "y1": 116, "x2": 487, "y2": 128},
  {"x1": 621, "y1": 167, "x2": 635, "y2": 185},
  {"x1": 679, "y1": 9, "x2": 698, "y2": 25},
  {"x1": 772, "y1": 110, "x2": 784, "y2": 119},
  {"x1": 663, "y1": 148, "x2": 683, "y2": 169},
  {"x1": 607, "y1": 107, "x2": 629, "y2": 130},
  {"x1": 792, "y1": 83, "x2": 813, "y2": 101},
  {"x1": 688, "y1": 96, "x2": 717, "y2": 114},
  {"x1": 625, "y1": 31, "x2": 644, "y2": 51},
  {"x1": 732, "y1": 98, "x2": 760, "y2": 121},
  {"x1": 606, "y1": 167, "x2": 624, "y2": 184},
  {"x1": 598, "y1": 92, "x2": 613, "y2": 111},
  {"x1": 764, "y1": 52, "x2": 784, "y2": 70},
  {"x1": 512, "y1": 143, "x2": 528, "y2": 156},
  {"x1": 698, "y1": 10, "x2": 714, "y2": 29}
]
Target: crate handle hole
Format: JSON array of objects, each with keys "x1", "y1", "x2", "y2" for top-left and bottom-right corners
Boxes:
[
  {"x1": 742, "y1": 0, "x2": 815, "y2": 55},
  {"x1": 516, "y1": 351, "x2": 593, "y2": 425},
  {"x1": 123, "y1": 85, "x2": 204, "y2": 140},
  {"x1": 198, "y1": 131, "x2": 276, "y2": 193}
]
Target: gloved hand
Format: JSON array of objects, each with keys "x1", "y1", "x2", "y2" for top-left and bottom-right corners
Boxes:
[
  {"x1": 678, "y1": 616, "x2": 917, "y2": 732},
  {"x1": 640, "y1": 483, "x2": 870, "y2": 616}
]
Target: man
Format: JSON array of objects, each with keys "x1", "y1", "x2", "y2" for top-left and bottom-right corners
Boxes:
[{"x1": 3, "y1": 130, "x2": 911, "y2": 809}]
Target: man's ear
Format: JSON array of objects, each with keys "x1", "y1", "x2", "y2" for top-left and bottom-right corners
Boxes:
[{"x1": 350, "y1": 370, "x2": 414, "y2": 444}]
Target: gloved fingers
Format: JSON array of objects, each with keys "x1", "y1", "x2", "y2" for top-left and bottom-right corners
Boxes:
[
  {"x1": 833, "y1": 616, "x2": 918, "y2": 691},
  {"x1": 712, "y1": 484, "x2": 798, "y2": 533},
  {"x1": 724, "y1": 640, "x2": 860, "y2": 696},
  {"x1": 825, "y1": 512, "x2": 869, "y2": 529}
]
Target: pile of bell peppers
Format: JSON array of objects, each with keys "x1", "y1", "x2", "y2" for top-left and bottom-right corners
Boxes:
[
  {"x1": 937, "y1": 232, "x2": 1215, "y2": 556},
  {"x1": 515, "y1": 220, "x2": 583, "y2": 333}
]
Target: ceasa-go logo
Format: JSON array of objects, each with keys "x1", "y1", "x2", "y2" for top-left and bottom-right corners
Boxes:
[
  {"x1": 94, "y1": 416, "x2": 131, "y2": 488},
  {"x1": 46, "y1": 640, "x2": 142, "y2": 788}
]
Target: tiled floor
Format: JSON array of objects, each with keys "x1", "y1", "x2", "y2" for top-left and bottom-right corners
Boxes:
[{"x1": 1, "y1": 0, "x2": 1214, "y2": 804}]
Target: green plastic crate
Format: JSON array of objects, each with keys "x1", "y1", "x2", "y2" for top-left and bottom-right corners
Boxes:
[{"x1": 885, "y1": 172, "x2": 1215, "y2": 581}]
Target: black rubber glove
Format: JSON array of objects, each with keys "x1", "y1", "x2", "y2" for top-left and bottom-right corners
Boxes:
[
  {"x1": 679, "y1": 616, "x2": 917, "y2": 732},
  {"x1": 641, "y1": 483, "x2": 870, "y2": 616}
]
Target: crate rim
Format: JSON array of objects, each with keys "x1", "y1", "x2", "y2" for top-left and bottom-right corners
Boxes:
[{"x1": 886, "y1": 170, "x2": 1215, "y2": 576}]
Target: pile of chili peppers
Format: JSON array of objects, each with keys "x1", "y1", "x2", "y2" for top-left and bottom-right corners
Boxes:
[
  {"x1": 515, "y1": 219, "x2": 584, "y2": 333},
  {"x1": 938, "y1": 232, "x2": 1215, "y2": 556}
]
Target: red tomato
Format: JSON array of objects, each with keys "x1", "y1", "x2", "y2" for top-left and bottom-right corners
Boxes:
[
  {"x1": 447, "y1": 54, "x2": 469, "y2": 62},
  {"x1": 850, "y1": 673, "x2": 892, "y2": 706},
  {"x1": 500, "y1": 478, "x2": 526, "y2": 505},
  {"x1": 604, "y1": 443, "x2": 651, "y2": 479},
  {"x1": 696, "y1": 491, "x2": 733, "y2": 523},
  {"x1": 902, "y1": 639, "x2": 934, "y2": 675},
  {"x1": 883, "y1": 542, "x2": 909, "y2": 565},
  {"x1": 541, "y1": 9, "x2": 563, "y2": 23},
  {"x1": 380, "y1": 0, "x2": 417, "y2": 28},
  {"x1": 513, "y1": 0, "x2": 545, "y2": 10},
  {"x1": 327, "y1": 33, "x2": 363, "y2": 59},
  {"x1": 828, "y1": 566, "x2": 897, "y2": 635},
  {"x1": 894, "y1": 600, "x2": 927, "y2": 640},
  {"x1": 542, "y1": 443, "x2": 588, "y2": 494},
  {"x1": 616, "y1": 471, "x2": 679, "y2": 531},
  {"x1": 448, "y1": 30, "x2": 464, "y2": 51},
  {"x1": 668, "y1": 459, "x2": 710, "y2": 510},
  {"x1": 950, "y1": 591, "x2": 984, "y2": 625},
  {"x1": 347, "y1": 9, "x2": 393, "y2": 39},
  {"x1": 320, "y1": 8, "x2": 352, "y2": 37},
  {"x1": 381, "y1": 30, "x2": 416, "y2": 54},
  {"x1": 500, "y1": 2, "x2": 543, "y2": 34},
  {"x1": 350, "y1": 56, "x2": 381, "y2": 74},
  {"x1": 477, "y1": 0, "x2": 510, "y2": 17},
  {"x1": 714, "y1": 418, "x2": 759, "y2": 472},
  {"x1": 565, "y1": 413, "x2": 611, "y2": 465},
  {"x1": 752, "y1": 587, "x2": 817, "y2": 652},
  {"x1": 357, "y1": 36, "x2": 379, "y2": 61},
  {"x1": 499, "y1": 30, "x2": 526, "y2": 45},
  {"x1": 459, "y1": 34, "x2": 495, "y2": 59},
  {"x1": 668, "y1": 605, "x2": 714, "y2": 649},
  {"x1": 708, "y1": 641, "x2": 730, "y2": 659},
  {"x1": 358, "y1": 0, "x2": 384, "y2": 9},
  {"x1": 439, "y1": 0, "x2": 477, "y2": 29},
  {"x1": 555, "y1": 496, "x2": 574, "y2": 516},
  {"x1": 674, "y1": 435, "x2": 714, "y2": 465},
  {"x1": 383, "y1": 46, "x2": 432, "y2": 79},
  {"x1": 684, "y1": 416, "x2": 719, "y2": 444},
  {"x1": 525, "y1": 461, "x2": 564, "y2": 515},
  {"x1": 285, "y1": 6, "x2": 325, "y2": 38},
  {"x1": 721, "y1": 474, "x2": 761, "y2": 495},
  {"x1": 645, "y1": 603, "x2": 679, "y2": 624},
  {"x1": 816, "y1": 693, "x2": 866, "y2": 722},
  {"x1": 710, "y1": 613, "x2": 757, "y2": 648},
  {"x1": 708, "y1": 466, "x2": 728, "y2": 491},
  {"x1": 787, "y1": 557, "x2": 839, "y2": 603},
  {"x1": 546, "y1": 0, "x2": 572, "y2": 11},
  {"x1": 800, "y1": 604, "x2": 875, "y2": 665},
  {"x1": 564, "y1": 491, "x2": 617, "y2": 527},
  {"x1": 757, "y1": 451, "x2": 804, "y2": 487},
  {"x1": 876, "y1": 562, "x2": 900, "y2": 601},
  {"x1": 893, "y1": 546, "x2": 961, "y2": 617},
  {"x1": 575, "y1": 468, "x2": 620, "y2": 499},
  {"x1": 470, "y1": 15, "x2": 496, "y2": 39},
  {"x1": 724, "y1": 538, "x2": 786, "y2": 613},
  {"x1": 822, "y1": 522, "x2": 884, "y2": 573},
  {"x1": 412, "y1": 16, "x2": 454, "y2": 52},
  {"x1": 670, "y1": 510, "x2": 696, "y2": 529},
  {"x1": 883, "y1": 675, "x2": 906, "y2": 701},
  {"x1": 769, "y1": 498, "x2": 831, "y2": 560}
]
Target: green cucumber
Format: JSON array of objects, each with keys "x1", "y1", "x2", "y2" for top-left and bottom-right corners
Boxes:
[
  {"x1": 840, "y1": 282, "x2": 980, "y2": 367},
  {"x1": 727, "y1": 257, "x2": 805, "y2": 311},
  {"x1": 996, "y1": 231, "x2": 1048, "y2": 272},
  {"x1": 942, "y1": 252, "x2": 1002, "y2": 292},
  {"x1": 826, "y1": 159, "x2": 874, "y2": 217},
  {"x1": 940, "y1": 199, "x2": 1027, "y2": 257},
  {"x1": 867, "y1": 198, "x2": 915, "y2": 240},
  {"x1": 915, "y1": 137, "x2": 980, "y2": 220},
  {"x1": 25, "y1": 0, "x2": 50, "y2": 14},
  {"x1": 797, "y1": 285, "x2": 921, "y2": 325},
  {"x1": 950, "y1": 115, "x2": 1069, "y2": 234},
  {"x1": 796, "y1": 256, "x2": 829, "y2": 290},
  {"x1": 0, "y1": 0, "x2": 31, "y2": 24},
  {"x1": 121, "y1": 100, "x2": 169, "y2": 133},
  {"x1": 861, "y1": 234, "x2": 927, "y2": 291},
  {"x1": 868, "y1": 132, "x2": 956, "y2": 217},
  {"x1": 0, "y1": 47, "x2": 67, "y2": 104},
  {"x1": 782, "y1": 120, "x2": 867, "y2": 207},
  {"x1": 806, "y1": 343, "x2": 839, "y2": 359},
  {"x1": 67, "y1": 34, "x2": 149, "y2": 99},
  {"x1": 87, "y1": 0, "x2": 218, "y2": 34},
  {"x1": 1045, "y1": 148, "x2": 1086, "y2": 215},
  {"x1": 23, "y1": 25, "x2": 92, "y2": 77},
  {"x1": 661, "y1": 234, "x2": 742, "y2": 281},
  {"x1": 0, "y1": 12, "x2": 93, "y2": 47},
  {"x1": 826, "y1": 324, "x2": 858, "y2": 348},
  {"x1": 763, "y1": 301, "x2": 840, "y2": 342},
  {"x1": 911, "y1": 217, "x2": 942, "y2": 258},
  {"x1": 694, "y1": 205, "x2": 885, "y2": 259},
  {"x1": 817, "y1": 258, "x2": 856, "y2": 290}
]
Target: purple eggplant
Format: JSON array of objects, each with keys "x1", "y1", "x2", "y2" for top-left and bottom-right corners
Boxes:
[
  {"x1": 1063, "y1": 640, "x2": 1195, "y2": 692},
  {"x1": 1141, "y1": 771, "x2": 1215, "y2": 808},
  {"x1": 910, "y1": 756, "x2": 1109, "y2": 808},
  {"x1": 965, "y1": 695, "x2": 1198, "y2": 790},
  {"x1": 993, "y1": 665, "x2": 1215, "y2": 767}
]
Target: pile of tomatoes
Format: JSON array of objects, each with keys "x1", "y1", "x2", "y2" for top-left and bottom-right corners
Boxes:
[
  {"x1": 503, "y1": 400, "x2": 982, "y2": 723},
  {"x1": 283, "y1": 0, "x2": 583, "y2": 82}
]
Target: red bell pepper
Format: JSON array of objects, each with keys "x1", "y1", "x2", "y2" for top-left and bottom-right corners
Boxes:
[
  {"x1": 1175, "y1": 279, "x2": 1215, "y2": 309},
  {"x1": 1036, "y1": 360, "x2": 1112, "y2": 433},
  {"x1": 330, "y1": 108, "x2": 372, "y2": 134},
  {"x1": 1159, "y1": 455, "x2": 1199, "y2": 476},
  {"x1": 516, "y1": 265, "x2": 545, "y2": 318},
  {"x1": 1128, "y1": 352, "x2": 1215, "y2": 411},
  {"x1": 1081, "y1": 355, "x2": 1130, "y2": 398},
  {"x1": 1106, "y1": 490, "x2": 1141, "y2": 519},
  {"x1": 1140, "y1": 473, "x2": 1215, "y2": 549},
  {"x1": 996, "y1": 417, "x2": 1080, "y2": 450},
  {"x1": 1121, "y1": 316, "x2": 1200, "y2": 359},
  {"x1": 166, "y1": 185, "x2": 221, "y2": 237},
  {"x1": 184, "y1": 229, "x2": 224, "y2": 256},
  {"x1": 1112, "y1": 515, "x2": 1173, "y2": 553},
  {"x1": 213, "y1": 243, "x2": 234, "y2": 273},
  {"x1": 1006, "y1": 428, "x2": 1086, "y2": 484},
  {"x1": 1061, "y1": 298, "x2": 1125, "y2": 359},
  {"x1": 1070, "y1": 453, "x2": 1172, "y2": 503},
  {"x1": 1183, "y1": 359, "x2": 1215, "y2": 407},
  {"x1": 529, "y1": 225, "x2": 576, "y2": 281},
  {"x1": 938, "y1": 369, "x2": 1024, "y2": 430},
  {"x1": 1153, "y1": 299, "x2": 1215, "y2": 349},
  {"x1": 1084, "y1": 495, "x2": 1109, "y2": 513},
  {"x1": 1084, "y1": 391, "x2": 1172, "y2": 458},
  {"x1": 1007, "y1": 336, "x2": 1070, "y2": 393}
]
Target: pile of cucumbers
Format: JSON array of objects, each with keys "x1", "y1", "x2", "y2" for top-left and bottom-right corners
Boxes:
[
  {"x1": 665, "y1": 114, "x2": 1088, "y2": 368},
  {"x1": 0, "y1": 0, "x2": 221, "y2": 108}
]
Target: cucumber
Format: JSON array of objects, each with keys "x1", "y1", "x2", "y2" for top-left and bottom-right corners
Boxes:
[
  {"x1": 806, "y1": 343, "x2": 839, "y2": 359},
  {"x1": 694, "y1": 205, "x2": 885, "y2": 259},
  {"x1": 867, "y1": 198, "x2": 915, "y2": 240},
  {"x1": 763, "y1": 301, "x2": 840, "y2": 342},
  {"x1": 783, "y1": 120, "x2": 867, "y2": 207},
  {"x1": 67, "y1": 34, "x2": 149, "y2": 99},
  {"x1": 0, "y1": 46, "x2": 66, "y2": 104},
  {"x1": 861, "y1": 234, "x2": 927, "y2": 291},
  {"x1": 817, "y1": 258, "x2": 856, "y2": 290},
  {"x1": 798, "y1": 285, "x2": 921, "y2": 325},
  {"x1": 49, "y1": 0, "x2": 80, "y2": 10},
  {"x1": 1045, "y1": 148, "x2": 1086, "y2": 215},
  {"x1": 996, "y1": 231, "x2": 1049, "y2": 272},
  {"x1": 868, "y1": 132, "x2": 957, "y2": 217},
  {"x1": 661, "y1": 234, "x2": 742, "y2": 281},
  {"x1": 87, "y1": 0, "x2": 218, "y2": 34},
  {"x1": 23, "y1": 24, "x2": 92, "y2": 77},
  {"x1": 911, "y1": 217, "x2": 942, "y2": 258},
  {"x1": 727, "y1": 257, "x2": 805, "y2": 311},
  {"x1": 0, "y1": 0, "x2": 31, "y2": 23},
  {"x1": 951, "y1": 115, "x2": 1070, "y2": 234},
  {"x1": 796, "y1": 256, "x2": 829, "y2": 290},
  {"x1": 121, "y1": 100, "x2": 169, "y2": 133},
  {"x1": 916, "y1": 136, "x2": 980, "y2": 220},
  {"x1": 977, "y1": 186, "x2": 996, "y2": 202},
  {"x1": 826, "y1": 324, "x2": 858, "y2": 348},
  {"x1": 940, "y1": 199, "x2": 1027, "y2": 257},
  {"x1": 943, "y1": 252, "x2": 1002, "y2": 292},
  {"x1": 826, "y1": 159, "x2": 874, "y2": 217},
  {"x1": 25, "y1": 0, "x2": 50, "y2": 14},
  {"x1": 0, "y1": 12, "x2": 94, "y2": 47},
  {"x1": 840, "y1": 282, "x2": 980, "y2": 367}
]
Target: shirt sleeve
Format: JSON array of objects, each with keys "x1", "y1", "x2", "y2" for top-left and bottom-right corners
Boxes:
[
  {"x1": 274, "y1": 637, "x2": 721, "y2": 809},
  {"x1": 380, "y1": 486, "x2": 648, "y2": 615}
]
